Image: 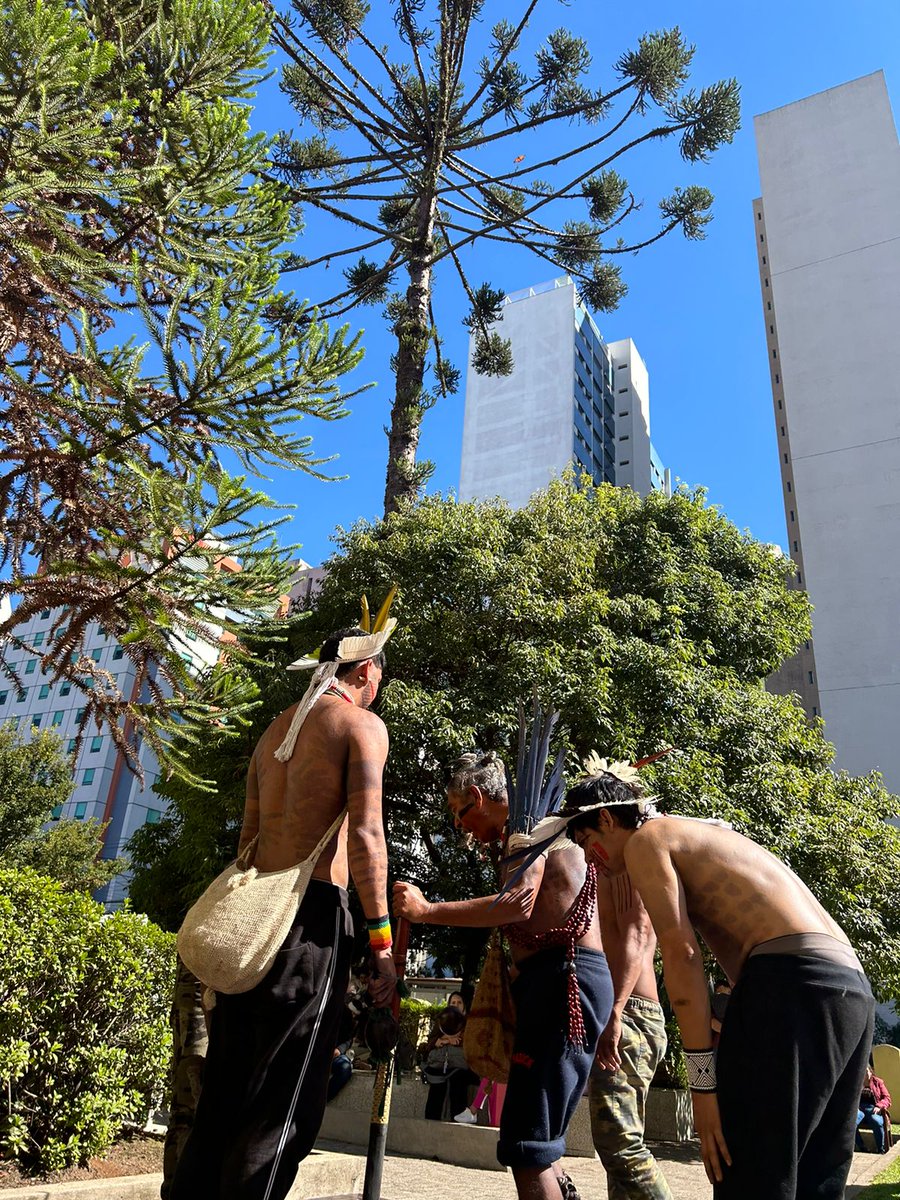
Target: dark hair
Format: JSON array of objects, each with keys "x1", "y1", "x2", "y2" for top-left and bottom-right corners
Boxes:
[
  {"x1": 437, "y1": 1007, "x2": 465, "y2": 1036},
  {"x1": 447, "y1": 990, "x2": 466, "y2": 1012},
  {"x1": 564, "y1": 773, "x2": 647, "y2": 835},
  {"x1": 320, "y1": 626, "x2": 386, "y2": 680}
]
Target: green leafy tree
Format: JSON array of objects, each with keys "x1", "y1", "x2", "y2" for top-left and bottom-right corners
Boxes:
[
  {"x1": 0, "y1": 868, "x2": 174, "y2": 1172},
  {"x1": 0, "y1": 725, "x2": 125, "y2": 892},
  {"x1": 0, "y1": 726, "x2": 73, "y2": 853},
  {"x1": 128, "y1": 483, "x2": 900, "y2": 997},
  {"x1": 272, "y1": 2, "x2": 740, "y2": 512},
  {"x1": 0, "y1": 0, "x2": 365, "y2": 778}
]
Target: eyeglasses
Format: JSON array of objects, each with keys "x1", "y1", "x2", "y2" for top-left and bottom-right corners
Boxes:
[{"x1": 452, "y1": 801, "x2": 475, "y2": 829}]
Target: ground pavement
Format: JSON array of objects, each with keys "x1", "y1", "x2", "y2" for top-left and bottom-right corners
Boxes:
[{"x1": 322, "y1": 1138, "x2": 900, "y2": 1200}]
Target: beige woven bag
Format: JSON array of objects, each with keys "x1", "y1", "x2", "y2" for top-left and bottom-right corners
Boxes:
[{"x1": 177, "y1": 808, "x2": 346, "y2": 994}]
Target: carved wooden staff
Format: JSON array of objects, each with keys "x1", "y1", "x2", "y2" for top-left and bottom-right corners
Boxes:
[{"x1": 361, "y1": 917, "x2": 410, "y2": 1200}]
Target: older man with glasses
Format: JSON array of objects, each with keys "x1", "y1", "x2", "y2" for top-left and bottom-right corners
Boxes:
[{"x1": 393, "y1": 750, "x2": 612, "y2": 1200}]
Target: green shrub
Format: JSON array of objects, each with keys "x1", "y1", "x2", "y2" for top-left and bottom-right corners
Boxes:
[{"x1": 0, "y1": 868, "x2": 175, "y2": 1172}]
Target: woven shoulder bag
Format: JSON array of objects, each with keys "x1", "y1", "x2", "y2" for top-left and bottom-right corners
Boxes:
[{"x1": 177, "y1": 808, "x2": 346, "y2": 995}]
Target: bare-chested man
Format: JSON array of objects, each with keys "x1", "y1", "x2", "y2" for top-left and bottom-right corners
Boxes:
[
  {"x1": 172, "y1": 626, "x2": 396, "y2": 1200},
  {"x1": 561, "y1": 771, "x2": 874, "y2": 1200},
  {"x1": 590, "y1": 872, "x2": 673, "y2": 1200},
  {"x1": 393, "y1": 752, "x2": 613, "y2": 1200}
]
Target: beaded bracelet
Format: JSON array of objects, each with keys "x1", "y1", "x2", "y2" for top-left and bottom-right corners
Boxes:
[
  {"x1": 684, "y1": 1047, "x2": 717, "y2": 1093},
  {"x1": 367, "y1": 914, "x2": 393, "y2": 951}
]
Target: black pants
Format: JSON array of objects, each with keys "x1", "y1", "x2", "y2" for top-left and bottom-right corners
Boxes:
[
  {"x1": 171, "y1": 880, "x2": 354, "y2": 1200},
  {"x1": 498, "y1": 946, "x2": 613, "y2": 1169},
  {"x1": 425, "y1": 1068, "x2": 478, "y2": 1120},
  {"x1": 715, "y1": 953, "x2": 874, "y2": 1200}
]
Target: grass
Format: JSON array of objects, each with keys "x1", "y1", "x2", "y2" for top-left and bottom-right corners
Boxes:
[{"x1": 855, "y1": 1127, "x2": 900, "y2": 1198}]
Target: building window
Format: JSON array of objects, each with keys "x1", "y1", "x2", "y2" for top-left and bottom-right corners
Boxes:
[
  {"x1": 16, "y1": 689, "x2": 26, "y2": 703},
  {"x1": 82, "y1": 769, "x2": 95, "y2": 785},
  {"x1": 784, "y1": 453, "x2": 789, "y2": 463},
  {"x1": 52, "y1": 711, "x2": 64, "y2": 727},
  {"x1": 74, "y1": 801, "x2": 88, "y2": 819},
  {"x1": 797, "y1": 572, "x2": 802, "y2": 585},
  {"x1": 619, "y1": 435, "x2": 629, "y2": 442},
  {"x1": 185, "y1": 630, "x2": 197, "y2": 642},
  {"x1": 812, "y1": 706, "x2": 818, "y2": 717},
  {"x1": 112, "y1": 646, "x2": 124, "y2": 661},
  {"x1": 807, "y1": 671, "x2": 814, "y2": 685},
  {"x1": 772, "y1": 348, "x2": 777, "y2": 359},
  {"x1": 618, "y1": 387, "x2": 628, "y2": 394},
  {"x1": 618, "y1": 411, "x2": 628, "y2": 418},
  {"x1": 774, "y1": 373, "x2": 780, "y2": 384},
  {"x1": 769, "y1": 324, "x2": 775, "y2": 335},
  {"x1": 60, "y1": 682, "x2": 71, "y2": 696},
  {"x1": 760, "y1": 234, "x2": 764, "y2": 242},
  {"x1": 786, "y1": 480, "x2": 792, "y2": 492},
  {"x1": 764, "y1": 278, "x2": 769, "y2": 288},
  {"x1": 33, "y1": 632, "x2": 44, "y2": 647},
  {"x1": 762, "y1": 255, "x2": 766, "y2": 265},
  {"x1": 6, "y1": 717, "x2": 19, "y2": 731},
  {"x1": 25, "y1": 660, "x2": 36, "y2": 675},
  {"x1": 790, "y1": 510, "x2": 795, "y2": 522},
  {"x1": 619, "y1": 459, "x2": 630, "y2": 466},
  {"x1": 67, "y1": 738, "x2": 77, "y2": 753},
  {"x1": 757, "y1": 211, "x2": 762, "y2": 221},
  {"x1": 780, "y1": 426, "x2": 785, "y2": 437},
  {"x1": 75, "y1": 707, "x2": 85, "y2": 722},
  {"x1": 39, "y1": 684, "x2": 50, "y2": 699},
  {"x1": 90, "y1": 648, "x2": 102, "y2": 663},
  {"x1": 90, "y1": 736, "x2": 102, "y2": 752},
  {"x1": 793, "y1": 540, "x2": 798, "y2": 552},
  {"x1": 767, "y1": 301, "x2": 772, "y2": 311},
  {"x1": 31, "y1": 714, "x2": 42, "y2": 728},
  {"x1": 51, "y1": 804, "x2": 63, "y2": 820},
  {"x1": 778, "y1": 399, "x2": 782, "y2": 410},
  {"x1": 40, "y1": 609, "x2": 51, "y2": 620},
  {"x1": 146, "y1": 809, "x2": 162, "y2": 825},
  {"x1": 0, "y1": 692, "x2": 6, "y2": 705}
]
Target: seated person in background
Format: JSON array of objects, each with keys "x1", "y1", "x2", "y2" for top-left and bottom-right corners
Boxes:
[
  {"x1": 326, "y1": 1000, "x2": 359, "y2": 1103},
  {"x1": 856, "y1": 1065, "x2": 892, "y2": 1153},
  {"x1": 422, "y1": 1007, "x2": 478, "y2": 1121}
]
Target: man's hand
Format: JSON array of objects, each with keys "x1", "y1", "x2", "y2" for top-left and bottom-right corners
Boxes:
[
  {"x1": 392, "y1": 881, "x2": 432, "y2": 922},
  {"x1": 691, "y1": 1091, "x2": 731, "y2": 1184},
  {"x1": 368, "y1": 947, "x2": 398, "y2": 1006},
  {"x1": 595, "y1": 1010, "x2": 622, "y2": 1072}
]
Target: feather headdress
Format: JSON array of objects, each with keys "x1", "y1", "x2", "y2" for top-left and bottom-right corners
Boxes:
[{"x1": 274, "y1": 588, "x2": 398, "y2": 762}]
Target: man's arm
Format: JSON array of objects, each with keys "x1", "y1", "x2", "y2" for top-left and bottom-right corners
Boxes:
[
  {"x1": 346, "y1": 715, "x2": 395, "y2": 1004},
  {"x1": 625, "y1": 831, "x2": 731, "y2": 1186},
  {"x1": 595, "y1": 873, "x2": 655, "y2": 1070},
  {"x1": 393, "y1": 857, "x2": 541, "y2": 928},
  {"x1": 238, "y1": 751, "x2": 260, "y2": 856}
]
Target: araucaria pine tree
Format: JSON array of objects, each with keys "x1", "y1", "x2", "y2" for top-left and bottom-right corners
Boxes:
[
  {"x1": 272, "y1": 1, "x2": 741, "y2": 514},
  {"x1": 0, "y1": 0, "x2": 364, "y2": 777}
]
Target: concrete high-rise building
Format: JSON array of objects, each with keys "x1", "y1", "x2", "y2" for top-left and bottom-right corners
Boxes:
[
  {"x1": 459, "y1": 277, "x2": 670, "y2": 506},
  {"x1": 754, "y1": 71, "x2": 900, "y2": 792}
]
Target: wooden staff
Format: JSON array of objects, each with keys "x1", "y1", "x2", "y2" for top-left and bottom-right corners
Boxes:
[{"x1": 361, "y1": 917, "x2": 410, "y2": 1200}]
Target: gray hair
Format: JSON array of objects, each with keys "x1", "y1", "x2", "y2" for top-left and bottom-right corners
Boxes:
[{"x1": 446, "y1": 750, "x2": 507, "y2": 801}]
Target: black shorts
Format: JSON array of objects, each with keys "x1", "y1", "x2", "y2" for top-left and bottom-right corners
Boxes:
[{"x1": 498, "y1": 946, "x2": 613, "y2": 1169}]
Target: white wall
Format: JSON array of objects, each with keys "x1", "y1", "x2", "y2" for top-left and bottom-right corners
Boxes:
[
  {"x1": 459, "y1": 281, "x2": 576, "y2": 508},
  {"x1": 755, "y1": 72, "x2": 900, "y2": 790},
  {"x1": 607, "y1": 339, "x2": 653, "y2": 496}
]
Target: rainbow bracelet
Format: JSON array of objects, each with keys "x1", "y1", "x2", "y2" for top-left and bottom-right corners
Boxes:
[{"x1": 367, "y1": 914, "x2": 393, "y2": 951}]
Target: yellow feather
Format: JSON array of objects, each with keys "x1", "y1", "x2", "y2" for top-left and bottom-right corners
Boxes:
[
  {"x1": 360, "y1": 595, "x2": 371, "y2": 633},
  {"x1": 372, "y1": 584, "x2": 398, "y2": 633}
]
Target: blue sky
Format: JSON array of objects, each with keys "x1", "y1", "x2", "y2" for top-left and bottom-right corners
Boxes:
[{"x1": 247, "y1": 1, "x2": 900, "y2": 567}]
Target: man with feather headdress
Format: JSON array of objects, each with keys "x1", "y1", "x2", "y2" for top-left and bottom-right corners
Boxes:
[{"x1": 393, "y1": 702, "x2": 614, "y2": 1200}]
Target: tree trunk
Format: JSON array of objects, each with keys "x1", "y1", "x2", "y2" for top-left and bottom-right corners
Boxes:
[{"x1": 382, "y1": 197, "x2": 436, "y2": 518}]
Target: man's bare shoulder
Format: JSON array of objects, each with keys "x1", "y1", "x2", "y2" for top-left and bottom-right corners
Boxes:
[
  {"x1": 623, "y1": 819, "x2": 675, "y2": 868},
  {"x1": 342, "y1": 705, "x2": 389, "y2": 748}
]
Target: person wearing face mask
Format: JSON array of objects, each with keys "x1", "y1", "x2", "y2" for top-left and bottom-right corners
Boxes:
[{"x1": 517, "y1": 766, "x2": 873, "y2": 1200}]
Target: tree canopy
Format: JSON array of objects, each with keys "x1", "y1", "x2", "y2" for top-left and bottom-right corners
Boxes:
[
  {"x1": 128, "y1": 482, "x2": 900, "y2": 999},
  {"x1": 0, "y1": 725, "x2": 125, "y2": 892},
  {"x1": 0, "y1": 0, "x2": 364, "y2": 778},
  {"x1": 272, "y1": 1, "x2": 741, "y2": 513}
]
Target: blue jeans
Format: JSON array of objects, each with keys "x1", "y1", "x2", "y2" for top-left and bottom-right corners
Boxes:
[{"x1": 855, "y1": 1106, "x2": 885, "y2": 1153}]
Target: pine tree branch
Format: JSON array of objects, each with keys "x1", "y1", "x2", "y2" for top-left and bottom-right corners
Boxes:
[
  {"x1": 456, "y1": 1, "x2": 542, "y2": 121},
  {"x1": 281, "y1": 233, "x2": 393, "y2": 274},
  {"x1": 459, "y1": 79, "x2": 634, "y2": 150},
  {"x1": 397, "y1": 0, "x2": 434, "y2": 133}
]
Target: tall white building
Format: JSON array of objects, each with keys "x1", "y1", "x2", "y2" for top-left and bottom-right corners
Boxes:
[
  {"x1": 459, "y1": 278, "x2": 670, "y2": 506},
  {"x1": 754, "y1": 72, "x2": 900, "y2": 792}
]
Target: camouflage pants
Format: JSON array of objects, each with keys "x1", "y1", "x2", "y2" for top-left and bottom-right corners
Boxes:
[
  {"x1": 161, "y1": 960, "x2": 209, "y2": 1200},
  {"x1": 589, "y1": 997, "x2": 673, "y2": 1200}
]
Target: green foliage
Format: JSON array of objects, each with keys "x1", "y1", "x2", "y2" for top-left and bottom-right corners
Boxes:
[
  {"x1": 0, "y1": 727, "x2": 73, "y2": 854},
  {"x1": 271, "y1": 2, "x2": 741, "y2": 513},
  {"x1": 0, "y1": 869, "x2": 174, "y2": 1172},
  {"x1": 11, "y1": 819, "x2": 125, "y2": 895},
  {"x1": 130, "y1": 482, "x2": 900, "y2": 998},
  {"x1": 0, "y1": 0, "x2": 364, "y2": 778}
]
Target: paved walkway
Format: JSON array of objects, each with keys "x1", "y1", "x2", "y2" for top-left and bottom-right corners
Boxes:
[{"x1": 366, "y1": 1139, "x2": 900, "y2": 1200}]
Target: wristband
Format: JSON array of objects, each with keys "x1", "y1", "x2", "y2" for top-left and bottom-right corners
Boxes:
[
  {"x1": 367, "y1": 915, "x2": 393, "y2": 951},
  {"x1": 684, "y1": 1047, "x2": 716, "y2": 1093}
]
